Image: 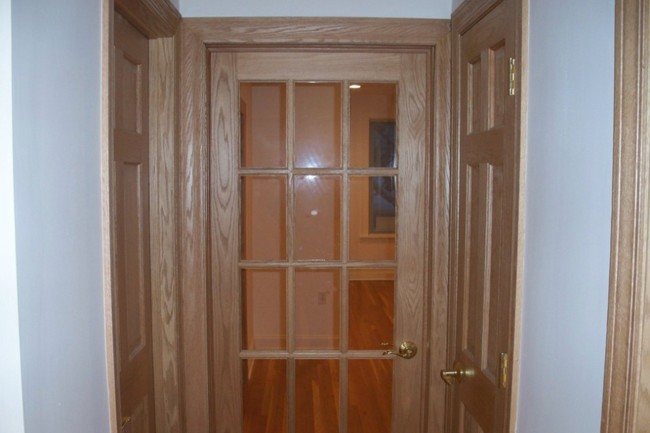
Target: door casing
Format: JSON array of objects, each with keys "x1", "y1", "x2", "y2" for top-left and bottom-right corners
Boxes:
[
  {"x1": 177, "y1": 18, "x2": 450, "y2": 433},
  {"x1": 601, "y1": 0, "x2": 650, "y2": 431}
]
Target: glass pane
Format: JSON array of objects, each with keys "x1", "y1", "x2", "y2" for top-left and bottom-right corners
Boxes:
[
  {"x1": 294, "y1": 175, "x2": 341, "y2": 260},
  {"x1": 350, "y1": 83, "x2": 397, "y2": 168},
  {"x1": 349, "y1": 176, "x2": 396, "y2": 261},
  {"x1": 348, "y1": 271, "x2": 395, "y2": 350},
  {"x1": 296, "y1": 360, "x2": 340, "y2": 433},
  {"x1": 295, "y1": 270, "x2": 340, "y2": 350},
  {"x1": 348, "y1": 359, "x2": 392, "y2": 433},
  {"x1": 242, "y1": 176, "x2": 287, "y2": 261},
  {"x1": 240, "y1": 82, "x2": 287, "y2": 168},
  {"x1": 295, "y1": 83, "x2": 342, "y2": 168},
  {"x1": 243, "y1": 359, "x2": 287, "y2": 433},
  {"x1": 242, "y1": 269, "x2": 286, "y2": 350}
]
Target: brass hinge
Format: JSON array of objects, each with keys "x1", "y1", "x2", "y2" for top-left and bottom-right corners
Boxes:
[
  {"x1": 508, "y1": 58, "x2": 517, "y2": 96},
  {"x1": 499, "y1": 352, "x2": 509, "y2": 389}
]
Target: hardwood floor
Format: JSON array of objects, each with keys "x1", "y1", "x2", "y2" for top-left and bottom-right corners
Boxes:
[
  {"x1": 243, "y1": 359, "x2": 288, "y2": 433},
  {"x1": 243, "y1": 280, "x2": 394, "y2": 433},
  {"x1": 349, "y1": 280, "x2": 394, "y2": 350}
]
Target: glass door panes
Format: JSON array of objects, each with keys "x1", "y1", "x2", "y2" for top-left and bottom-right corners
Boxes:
[{"x1": 239, "y1": 81, "x2": 398, "y2": 433}]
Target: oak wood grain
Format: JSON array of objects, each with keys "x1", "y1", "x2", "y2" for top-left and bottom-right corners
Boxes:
[
  {"x1": 209, "y1": 51, "x2": 244, "y2": 433},
  {"x1": 427, "y1": 33, "x2": 451, "y2": 433},
  {"x1": 601, "y1": 0, "x2": 650, "y2": 432},
  {"x1": 448, "y1": 0, "x2": 525, "y2": 432},
  {"x1": 236, "y1": 52, "x2": 403, "y2": 81},
  {"x1": 393, "y1": 51, "x2": 429, "y2": 433},
  {"x1": 113, "y1": 12, "x2": 156, "y2": 433},
  {"x1": 149, "y1": 35, "x2": 181, "y2": 433},
  {"x1": 184, "y1": 18, "x2": 449, "y2": 47},
  {"x1": 178, "y1": 22, "x2": 211, "y2": 433},
  {"x1": 103, "y1": 3, "x2": 118, "y2": 433},
  {"x1": 178, "y1": 19, "x2": 450, "y2": 433},
  {"x1": 115, "y1": 0, "x2": 180, "y2": 39}
]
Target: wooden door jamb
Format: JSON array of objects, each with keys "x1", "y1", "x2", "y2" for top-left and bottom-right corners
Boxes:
[
  {"x1": 601, "y1": 0, "x2": 650, "y2": 431},
  {"x1": 178, "y1": 17, "x2": 451, "y2": 433}
]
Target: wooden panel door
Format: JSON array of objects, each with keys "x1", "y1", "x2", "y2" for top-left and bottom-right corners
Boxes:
[
  {"x1": 113, "y1": 13, "x2": 156, "y2": 433},
  {"x1": 208, "y1": 50, "x2": 430, "y2": 433},
  {"x1": 447, "y1": 1, "x2": 522, "y2": 432}
]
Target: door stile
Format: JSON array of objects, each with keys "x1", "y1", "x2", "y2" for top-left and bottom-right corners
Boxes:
[
  {"x1": 209, "y1": 51, "x2": 243, "y2": 433},
  {"x1": 340, "y1": 79, "x2": 351, "y2": 433},
  {"x1": 393, "y1": 52, "x2": 430, "y2": 433},
  {"x1": 286, "y1": 80, "x2": 296, "y2": 433},
  {"x1": 179, "y1": 23, "x2": 211, "y2": 433}
]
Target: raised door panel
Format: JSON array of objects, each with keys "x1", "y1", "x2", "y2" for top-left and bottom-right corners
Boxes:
[
  {"x1": 450, "y1": 1, "x2": 519, "y2": 432},
  {"x1": 113, "y1": 12, "x2": 155, "y2": 433}
]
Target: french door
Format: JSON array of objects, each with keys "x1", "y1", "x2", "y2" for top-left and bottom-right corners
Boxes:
[{"x1": 207, "y1": 49, "x2": 431, "y2": 433}]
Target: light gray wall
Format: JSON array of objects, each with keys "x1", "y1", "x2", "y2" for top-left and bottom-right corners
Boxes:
[
  {"x1": 180, "y1": 0, "x2": 451, "y2": 18},
  {"x1": 11, "y1": 0, "x2": 111, "y2": 432},
  {"x1": 517, "y1": 0, "x2": 614, "y2": 432},
  {"x1": 0, "y1": 0, "x2": 25, "y2": 432}
]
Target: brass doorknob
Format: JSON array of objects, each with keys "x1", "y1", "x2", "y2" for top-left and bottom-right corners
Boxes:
[
  {"x1": 121, "y1": 416, "x2": 132, "y2": 432},
  {"x1": 382, "y1": 340, "x2": 418, "y2": 359},
  {"x1": 440, "y1": 361, "x2": 471, "y2": 385}
]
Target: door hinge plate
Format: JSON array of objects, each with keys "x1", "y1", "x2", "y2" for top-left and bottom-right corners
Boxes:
[
  {"x1": 499, "y1": 352, "x2": 509, "y2": 389},
  {"x1": 509, "y1": 58, "x2": 517, "y2": 96}
]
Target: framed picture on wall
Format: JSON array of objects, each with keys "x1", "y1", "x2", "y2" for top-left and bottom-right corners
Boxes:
[{"x1": 369, "y1": 120, "x2": 396, "y2": 233}]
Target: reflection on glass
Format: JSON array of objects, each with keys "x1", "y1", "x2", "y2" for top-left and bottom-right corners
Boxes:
[
  {"x1": 294, "y1": 176, "x2": 341, "y2": 260},
  {"x1": 240, "y1": 83, "x2": 287, "y2": 168},
  {"x1": 350, "y1": 83, "x2": 397, "y2": 168},
  {"x1": 243, "y1": 359, "x2": 288, "y2": 433},
  {"x1": 348, "y1": 360, "x2": 392, "y2": 433},
  {"x1": 242, "y1": 176, "x2": 287, "y2": 261},
  {"x1": 349, "y1": 177, "x2": 396, "y2": 261},
  {"x1": 368, "y1": 176, "x2": 396, "y2": 234},
  {"x1": 296, "y1": 360, "x2": 340, "y2": 433},
  {"x1": 295, "y1": 83, "x2": 342, "y2": 168},
  {"x1": 295, "y1": 270, "x2": 340, "y2": 350},
  {"x1": 242, "y1": 270, "x2": 286, "y2": 350},
  {"x1": 348, "y1": 270, "x2": 395, "y2": 350}
]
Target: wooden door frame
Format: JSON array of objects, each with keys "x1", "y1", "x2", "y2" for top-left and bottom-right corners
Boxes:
[
  {"x1": 448, "y1": 0, "x2": 528, "y2": 431},
  {"x1": 601, "y1": 0, "x2": 650, "y2": 431},
  {"x1": 101, "y1": 1, "x2": 182, "y2": 432},
  {"x1": 178, "y1": 18, "x2": 451, "y2": 433}
]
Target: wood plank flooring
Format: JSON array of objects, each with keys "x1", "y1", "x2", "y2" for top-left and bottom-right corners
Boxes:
[{"x1": 242, "y1": 280, "x2": 394, "y2": 433}]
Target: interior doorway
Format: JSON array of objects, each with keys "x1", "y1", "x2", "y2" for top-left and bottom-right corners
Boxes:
[{"x1": 176, "y1": 20, "x2": 451, "y2": 433}]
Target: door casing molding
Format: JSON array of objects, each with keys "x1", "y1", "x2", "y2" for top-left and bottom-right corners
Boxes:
[
  {"x1": 178, "y1": 17, "x2": 451, "y2": 433},
  {"x1": 601, "y1": 0, "x2": 650, "y2": 431}
]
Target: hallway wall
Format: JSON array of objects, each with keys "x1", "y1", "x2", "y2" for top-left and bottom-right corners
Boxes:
[
  {"x1": 11, "y1": 0, "x2": 110, "y2": 432},
  {"x1": 0, "y1": 0, "x2": 25, "y2": 432},
  {"x1": 517, "y1": 0, "x2": 614, "y2": 432},
  {"x1": 5, "y1": 0, "x2": 617, "y2": 432},
  {"x1": 180, "y1": 0, "x2": 451, "y2": 18}
]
